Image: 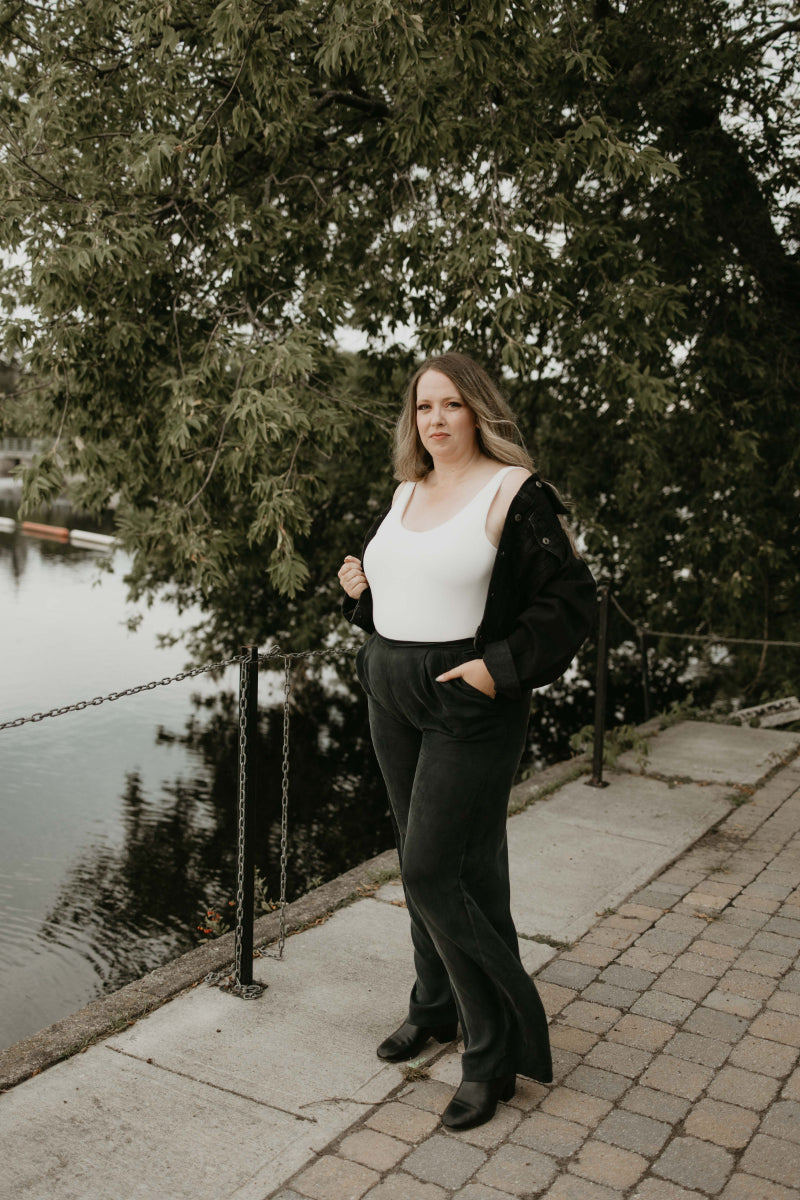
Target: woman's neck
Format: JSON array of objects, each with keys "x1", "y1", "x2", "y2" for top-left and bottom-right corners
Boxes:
[{"x1": 427, "y1": 450, "x2": 490, "y2": 491}]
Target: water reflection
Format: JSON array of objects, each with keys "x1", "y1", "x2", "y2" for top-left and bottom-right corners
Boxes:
[{"x1": 36, "y1": 670, "x2": 391, "y2": 999}]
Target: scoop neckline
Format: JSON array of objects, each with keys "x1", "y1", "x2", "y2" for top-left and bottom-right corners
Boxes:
[{"x1": 399, "y1": 467, "x2": 514, "y2": 535}]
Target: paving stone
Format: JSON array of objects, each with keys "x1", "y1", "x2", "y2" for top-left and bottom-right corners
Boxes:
[
  {"x1": 293, "y1": 1155, "x2": 381, "y2": 1200},
  {"x1": 505, "y1": 1077, "x2": 550, "y2": 1111},
  {"x1": 687, "y1": 938, "x2": 739, "y2": 962},
  {"x1": 366, "y1": 1102, "x2": 440, "y2": 1142},
  {"x1": 551, "y1": 1048, "x2": 583, "y2": 1083},
  {"x1": 630, "y1": 888, "x2": 685, "y2": 909},
  {"x1": 550, "y1": 1025, "x2": 600, "y2": 1055},
  {"x1": 663, "y1": 1030, "x2": 732, "y2": 1068},
  {"x1": 683, "y1": 1005, "x2": 749, "y2": 1042},
  {"x1": 607, "y1": 1014, "x2": 675, "y2": 1052},
  {"x1": 707, "y1": 1064, "x2": 781, "y2": 1110},
  {"x1": 782, "y1": 1067, "x2": 800, "y2": 1101},
  {"x1": 658, "y1": 909, "x2": 713, "y2": 932},
  {"x1": 453, "y1": 1185, "x2": 520, "y2": 1200},
  {"x1": 719, "y1": 905, "x2": 771, "y2": 929},
  {"x1": 671, "y1": 950, "x2": 730, "y2": 978},
  {"x1": 779, "y1": 970, "x2": 800, "y2": 994},
  {"x1": 540, "y1": 1177, "x2": 621, "y2": 1200},
  {"x1": 403, "y1": 1135, "x2": 487, "y2": 1189},
  {"x1": 338, "y1": 1130, "x2": 410, "y2": 1172},
  {"x1": 363, "y1": 1175, "x2": 447, "y2": 1200},
  {"x1": 765, "y1": 915, "x2": 800, "y2": 939},
  {"x1": 561, "y1": 1001, "x2": 622, "y2": 1035},
  {"x1": 652, "y1": 1134, "x2": 735, "y2": 1193},
  {"x1": 599, "y1": 964, "x2": 657, "y2": 992},
  {"x1": 636, "y1": 927, "x2": 697, "y2": 955},
  {"x1": 727, "y1": 1035, "x2": 799, "y2": 1078},
  {"x1": 750, "y1": 1009, "x2": 800, "y2": 1047},
  {"x1": 563, "y1": 1066, "x2": 631, "y2": 1102},
  {"x1": 537, "y1": 981, "x2": 579, "y2": 1013},
  {"x1": 594, "y1": 1108, "x2": 671, "y2": 1156},
  {"x1": 740, "y1": 1133, "x2": 800, "y2": 1189},
  {"x1": 582, "y1": 982, "x2": 640, "y2": 1010},
  {"x1": 760, "y1": 1099, "x2": 800, "y2": 1144},
  {"x1": 621, "y1": 1084, "x2": 691, "y2": 1123},
  {"x1": 750, "y1": 930, "x2": 800, "y2": 958},
  {"x1": 585, "y1": 925, "x2": 638, "y2": 950},
  {"x1": 652, "y1": 966, "x2": 716, "y2": 1000},
  {"x1": 683, "y1": 1097, "x2": 760, "y2": 1149},
  {"x1": 272, "y1": 1191, "x2": 307, "y2": 1200},
  {"x1": 699, "y1": 922, "x2": 755, "y2": 948},
  {"x1": 618, "y1": 903, "x2": 666, "y2": 921},
  {"x1": 733, "y1": 895, "x2": 780, "y2": 915},
  {"x1": 702, "y1": 988, "x2": 762, "y2": 1019},
  {"x1": 584, "y1": 1041, "x2": 651, "y2": 1079},
  {"x1": 476, "y1": 1143, "x2": 558, "y2": 1196},
  {"x1": 630, "y1": 990, "x2": 696, "y2": 1024},
  {"x1": 442, "y1": 1103, "x2": 523, "y2": 1150},
  {"x1": 605, "y1": 914, "x2": 657, "y2": 934},
  {"x1": 539, "y1": 1087, "x2": 613, "y2": 1128},
  {"x1": 718, "y1": 968, "x2": 777, "y2": 1001},
  {"x1": 633, "y1": 1181, "x2": 708, "y2": 1200},
  {"x1": 539, "y1": 961, "x2": 600, "y2": 991},
  {"x1": 510, "y1": 1111, "x2": 588, "y2": 1158},
  {"x1": 720, "y1": 1174, "x2": 800, "y2": 1200},
  {"x1": 639, "y1": 1054, "x2": 714, "y2": 1100},
  {"x1": 569, "y1": 1138, "x2": 647, "y2": 1189},
  {"x1": 562, "y1": 943, "x2": 621, "y2": 969},
  {"x1": 735, "y1": 948, "x2": 795, "y2": 978},
  {"x1": 616, "y1": 946, "x2": 674, "y2": 973},
  {"x1": 396, "y1": 1080, "x2": 454, "y2": 1115},
  {"x1": 767, "y1": 990, "x2": 800, "y2": 1017}
]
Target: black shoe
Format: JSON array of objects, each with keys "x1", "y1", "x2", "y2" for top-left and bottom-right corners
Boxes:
[
  {"x1": 441, "y1": 1073, "x2": 517, "y2": 1131},
  {"x1": 376, "y1": 1020, "x2": 458, "y2": 1062}
]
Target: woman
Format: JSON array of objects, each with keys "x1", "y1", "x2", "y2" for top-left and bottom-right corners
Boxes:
[{"x1": 337, "y1": 352, "x2": 596, "y2": 1130}]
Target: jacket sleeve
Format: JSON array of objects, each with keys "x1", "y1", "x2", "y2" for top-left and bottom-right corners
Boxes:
[
  {"x1": 342, "y1": 587, "x2": 375, "y2": 634},
  {"x1": 482, "y1": 489, "x2": 597, "y2": 698}
]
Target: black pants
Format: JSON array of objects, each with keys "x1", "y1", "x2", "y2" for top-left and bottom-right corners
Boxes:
[{"x1": 357, "y1": 633, "x2": 553, "y2": 1083}]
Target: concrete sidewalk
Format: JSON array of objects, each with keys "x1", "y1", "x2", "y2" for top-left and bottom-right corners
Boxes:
[{"x1": 1, "y1": 720, "x2": 799, "y2": 1200}]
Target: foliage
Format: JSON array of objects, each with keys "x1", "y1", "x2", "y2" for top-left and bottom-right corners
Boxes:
[{"x1": 1, "y1": 0, "x2": 798, "y2": 702}]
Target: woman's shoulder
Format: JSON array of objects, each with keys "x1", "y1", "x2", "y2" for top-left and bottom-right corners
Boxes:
[
  {"x1": 486, "y1": 466, "x2": 531, "y2": 543},
  {"x1": 496, "y1": 466, "x2": 532, "y2": 501},
  {"x1": 391, "y1": 479, "x2": 413, "y2": 505}
]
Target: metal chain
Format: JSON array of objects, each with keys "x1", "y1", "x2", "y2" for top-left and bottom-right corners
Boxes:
[
  {"x1": 0, "y1": 654, "x2": 248, "y2": 732},
  {"x1": 206, "y1": 651, "x2": 264, "y2": 1000},
  {"x1": 609, "y1": 593, "x2": 800, "y2": 649}
]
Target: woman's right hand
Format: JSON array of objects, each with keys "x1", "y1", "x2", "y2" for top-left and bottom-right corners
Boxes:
[{"x1": 338, "y1": 555, "x2": 368, "y2": 599}]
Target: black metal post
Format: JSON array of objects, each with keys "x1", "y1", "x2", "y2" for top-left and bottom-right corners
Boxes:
[
  {"x1": 234, "y1": 644, "x2": 259, "y2": 988},
  {"x1": 587, "y1": 586, "x2": 610, "y2": 788},
  {"x1": 639, "y1": 630, "x2": 652, "y2": 722}
]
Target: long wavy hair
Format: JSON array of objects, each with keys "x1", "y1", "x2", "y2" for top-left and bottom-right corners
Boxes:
[{"x1": 393, "y1": 352, "x2": 534, "y2": 481}]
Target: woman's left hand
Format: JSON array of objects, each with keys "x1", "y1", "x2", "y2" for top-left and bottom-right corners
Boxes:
[{"x1": 435, "y1": 658, "x2": 497, "y2": 698}]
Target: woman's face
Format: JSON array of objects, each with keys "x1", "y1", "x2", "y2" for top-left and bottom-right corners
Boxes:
[{"x1": 415, "y1": 369, "x2": 478, "y2": 462}]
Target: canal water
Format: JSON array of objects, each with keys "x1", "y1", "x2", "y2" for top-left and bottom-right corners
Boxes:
[
  {"x1": 0, "y1": 492, "x2": 593, "y2": 1053},
  {"x1": 0, "y1": 495, "x2": 390, "y2": 1050}
]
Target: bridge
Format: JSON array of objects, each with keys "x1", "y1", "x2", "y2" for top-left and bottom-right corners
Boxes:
[{"x1": 0, "y1": 438, "x2": 47, "y2": 473}]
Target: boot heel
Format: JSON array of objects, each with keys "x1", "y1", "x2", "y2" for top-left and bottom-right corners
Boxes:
[{"x1": 432, "y1": 1022, "x2": 458, "y2": 1044}]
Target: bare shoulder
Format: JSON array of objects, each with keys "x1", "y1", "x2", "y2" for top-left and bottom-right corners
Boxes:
[{"x1": 486, "y1": 467, "x2": 531, "y2": 545}]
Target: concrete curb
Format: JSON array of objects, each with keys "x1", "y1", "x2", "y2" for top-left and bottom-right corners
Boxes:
[{"x1": 0, "y1": 747, "x2": 597, "y2": 1092}]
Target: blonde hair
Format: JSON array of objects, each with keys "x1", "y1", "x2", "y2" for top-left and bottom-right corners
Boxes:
[{"x1": 393, "y1": 352, "x2": 534, "y2": 481}]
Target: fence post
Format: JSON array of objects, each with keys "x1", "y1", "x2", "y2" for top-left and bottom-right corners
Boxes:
[
  {"x1": 234, "y1": 644, "x2": 259, "y2": 988},
  {"x1": 587, "y1": 586, "x2": 610, "y2": 789}
]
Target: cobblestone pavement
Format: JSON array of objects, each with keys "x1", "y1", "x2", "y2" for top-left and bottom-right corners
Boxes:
[{"x1": 272, "y1": 769, "x2": 800, "y2": 1200}]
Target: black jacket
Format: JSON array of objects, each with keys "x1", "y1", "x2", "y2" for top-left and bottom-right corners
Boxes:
[{"x1": 342, "y1": 473, "x2": 598, "y2": 699}]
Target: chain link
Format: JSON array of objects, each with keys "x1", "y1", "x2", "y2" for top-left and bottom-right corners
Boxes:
[
  {"x1": 277, "y1": 655, "x2": 291, "y2": 957},
  {"x1": 233, "y1": 653, "x2": 249, "y2": 986},
  {"x1": 0, "y1": 654, "x2": 248, "y2": 732}
]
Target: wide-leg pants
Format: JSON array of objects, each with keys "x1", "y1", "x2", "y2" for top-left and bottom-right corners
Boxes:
[{"x1": 356, "y1": 633, "x2": 553, "y2": 1083}]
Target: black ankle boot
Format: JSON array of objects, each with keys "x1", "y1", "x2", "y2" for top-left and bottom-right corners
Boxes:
[
  {"x1": 441, "y1": 1073, "x2": 516, "y2": 1130},
  {"x1": 376, "y1": 1020, "x2": 459, "y2": 1062}
]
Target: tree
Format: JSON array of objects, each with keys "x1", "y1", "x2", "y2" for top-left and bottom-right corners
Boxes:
[{"x1": 1, "y1": 0, "x2": 798, "y2": 702}]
